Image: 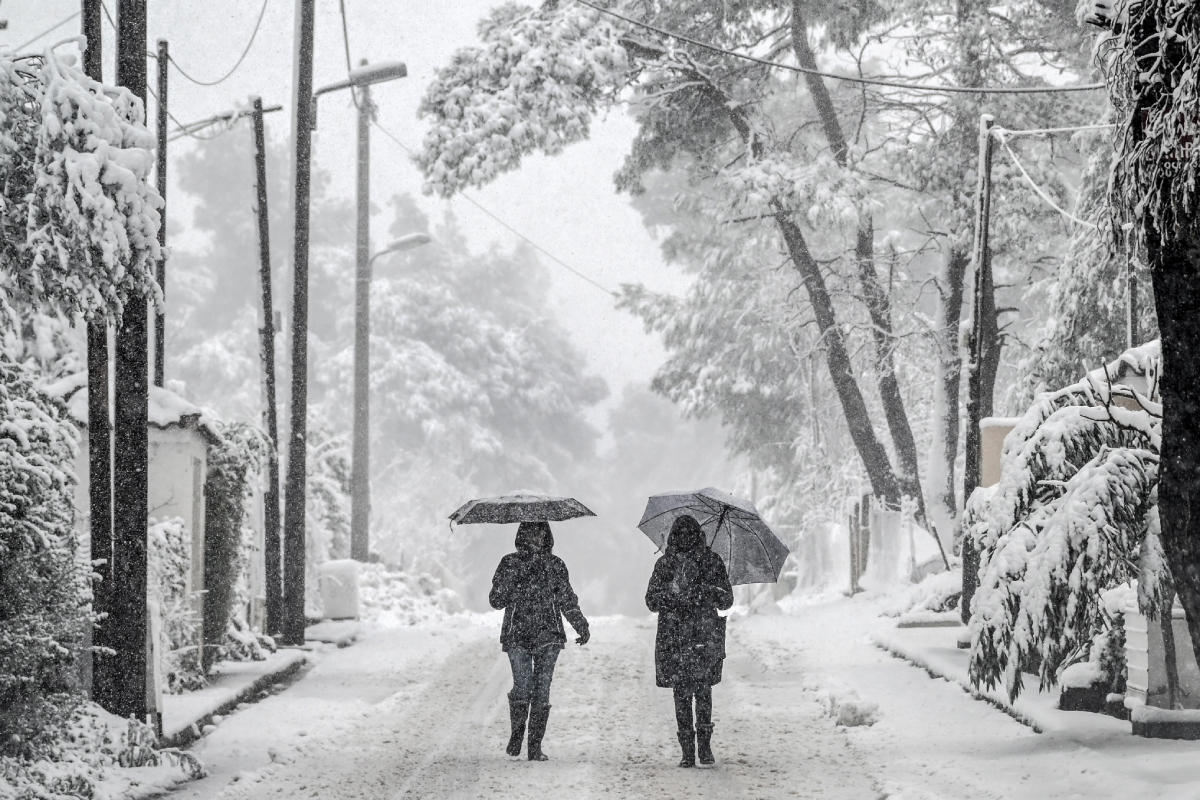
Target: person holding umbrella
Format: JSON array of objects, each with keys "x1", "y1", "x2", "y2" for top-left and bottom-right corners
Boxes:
[
  {"x1": 489, "y1": 520, "x2": 590, "y2": 761},
  {"x1": 645, "y1": 515, "x2": 734, "y2": 767}
]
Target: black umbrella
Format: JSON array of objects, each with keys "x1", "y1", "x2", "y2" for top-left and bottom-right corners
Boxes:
[
  {"x1": 637, "y1": 487, "x2": 790, "y2": 585},
  {"x1": 449, "y1": 492, "x2": 596, "y2": 525}
]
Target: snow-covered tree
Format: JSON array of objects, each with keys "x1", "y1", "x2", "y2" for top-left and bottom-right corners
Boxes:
[
  {"x1": 1094, "y1": 0, "x2": 1200, "y2": 669},
  {"x1": 967, "y1": 342, "x2": 1161, "y2": 700}
]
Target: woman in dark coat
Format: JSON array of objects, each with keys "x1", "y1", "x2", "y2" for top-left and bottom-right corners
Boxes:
[
  {"x1": 645, "y1": 515, "x2": 734, "y2": 767},
  {"x1": 489, "y1": 520, "x2": 589, "y2": 761}
]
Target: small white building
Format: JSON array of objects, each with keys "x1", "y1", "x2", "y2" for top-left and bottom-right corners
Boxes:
[{"x1": 45, "y1": 372, "x2": 221, "y2": 709}]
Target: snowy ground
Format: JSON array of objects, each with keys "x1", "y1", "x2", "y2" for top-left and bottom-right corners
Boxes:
[{"x1": 171, "y1": 593, "x2": 1200, "y2": 800}]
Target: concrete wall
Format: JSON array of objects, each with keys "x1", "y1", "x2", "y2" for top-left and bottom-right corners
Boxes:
[{"x1": 1126, "y1": 601, "x2": 1200, "y2": 709}]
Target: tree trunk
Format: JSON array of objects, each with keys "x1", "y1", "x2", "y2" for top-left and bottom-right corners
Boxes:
[
  {"x1": 930, "y1": 247, "x2": 968, "y2": 555},
  {"x1": 1147, "y1": 223, "x2": 1200, "y2": 671},
  {"x1": 773, "y1": 202, "x2": 901, "y2": 507},
  {"x1": 790, "y1": 1, "x2": 929, "y2": 524}
]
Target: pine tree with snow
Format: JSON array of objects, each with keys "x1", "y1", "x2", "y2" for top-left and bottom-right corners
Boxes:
[{"x1": 967, "y1": 342, "x2": 1163, "y2": 700}]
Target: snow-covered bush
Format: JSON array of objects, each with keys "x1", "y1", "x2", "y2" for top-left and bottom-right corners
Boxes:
[
  {"x1": 0, "y1": 47, "x2": 161, "y2": 323},
  {"x1": 0, "y1": 703, "x2": 203, "y2": 798},
  {"x1": 0, "y1": 351, "x2": 85, "y2": 760},
  {"x1": 358, "y1": 563, "x2": 463, "y2": 627},
  {"x1": 967, "y1": 341, "x2": 1161, "y2": 700},
  {"x1": 148, "y1": 518, "x2": 204, "y2": 694},
  {"x1": 202, "y1": 422, "x2": 268, "y2": 669},
  {"x1": 304, "y1": 421, "x2": 351, "y2": 616}
]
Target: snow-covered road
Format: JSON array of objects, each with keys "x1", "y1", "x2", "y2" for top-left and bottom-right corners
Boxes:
[
  {"x1": 178, "y1": 598, "x2": 1200, "y2": 800},
  {"x1": 199, "y1": 615, "x2": 878, "y2": 799}
]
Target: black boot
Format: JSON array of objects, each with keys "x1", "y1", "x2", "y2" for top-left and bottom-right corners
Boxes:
[
  {"x1": 527, "y1": 704, "x2": 551, "y2": 761},
  {"x1": 696, "y1": 723, "x2": 714, "y2": 765},
  {"x1": 506, "y1": 695, "x2": 529, "y2": 757},
  {"x1": 677, "y1": 728, "x2": 696, "y2": 768}
]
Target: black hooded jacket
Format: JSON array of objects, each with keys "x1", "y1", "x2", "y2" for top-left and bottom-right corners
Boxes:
[
  {"x1": 489, "y1": 522, "x2": 588, "y2": 652},
  {"x1": 645, "y1": 516, "x2": 734, "y2": 687}
]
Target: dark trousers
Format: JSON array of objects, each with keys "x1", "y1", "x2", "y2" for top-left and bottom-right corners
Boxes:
[
  {"x1": 507, "y1": 644, "x2": 560, "y2": 706},
  {"x1": 673, "y1": 685, "x2": 712, "y2": 731}
]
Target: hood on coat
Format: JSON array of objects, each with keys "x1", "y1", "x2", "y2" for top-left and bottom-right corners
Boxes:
[
  {"x1": 515, "y1": 520, "x2": 554, "y2": 553},
  {"x1": 666, "y1": 515, "x2": 705, "y2": 555}
]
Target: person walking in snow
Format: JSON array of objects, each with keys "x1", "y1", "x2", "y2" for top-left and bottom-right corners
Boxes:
[
  {"x1": 489, "y1": 520, "x2": 590, "y2": 761},
  {"x1": 645, "y1": 514, "x2": 734, "y2": 767}
]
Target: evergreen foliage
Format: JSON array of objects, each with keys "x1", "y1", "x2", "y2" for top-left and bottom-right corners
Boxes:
[
  {"x1": 202, "y1": 422, "x2": 265, "y2": 671},
  {"x1": 148, "y1": 518, "x2": 204, "y2": 693},
  {"x1": 967, "y1": 342, "x2": 1162, "y2": 700},
  {"x1": 0, "y1": 350, "x2": 84, "y2": 759}
]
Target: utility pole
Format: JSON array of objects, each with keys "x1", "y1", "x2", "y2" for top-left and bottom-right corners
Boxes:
[
  {"x1": 961, "y1": 114, "x2": 996, "y2": 626},
  {"x1": 110, "y1": 0, "x2": 149, "y2": 721},
  {"x1": 82, "y1": 0, "x2": 114, "y2": 710},
  {"x1": 351, "y1": 61, "x2": 374, "y2": 563},
  {"x1": 154, "y1": 39, "x2": 167, "y2": 388},
  {"x1": 252, "y1": 97, "x2": 284, "y2": 636},
  {"x1": 283, "y1": 0, "x2": 316, "y2": 646}
]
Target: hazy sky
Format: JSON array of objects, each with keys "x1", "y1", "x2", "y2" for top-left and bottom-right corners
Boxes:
[{"x1": 7, "y1": 0, "x2": 688, "y2": 430}]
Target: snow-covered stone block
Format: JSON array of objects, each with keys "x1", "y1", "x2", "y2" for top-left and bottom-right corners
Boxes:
[{"x1": 319, "y1": 560, "x2": 361, "y2": 620}]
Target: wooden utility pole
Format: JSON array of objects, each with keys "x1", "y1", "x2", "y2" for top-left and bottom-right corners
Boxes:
[
  {"x1": 154, "y1": 39, "x2": 167, "y2": 387},
  {"x1": 961, "y1": 114, "x2": 996, "y2": 625},
  {"x1": 350, "y1": 63, "x2": 374, "y2": 563},
  {"x1": 1127, "y1": 259, "x2": 1139, "y2": 349},
  {"x1": 283, "y1": 0, "x2": 317, "y2": 646},
  {"x1": 251, "y1": 97, "x2": 284, "y2": 636},
  {"x1": 82, "y1": 0, "x2": 114, "y2": 710},
  {"x1": 109, "y1": 0, "x2": 150, "y2": 721}
]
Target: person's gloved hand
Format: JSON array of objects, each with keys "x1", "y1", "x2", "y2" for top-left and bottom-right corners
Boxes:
[{"x1": 575, "y1": 628, "x2": 590, "y2": 646}]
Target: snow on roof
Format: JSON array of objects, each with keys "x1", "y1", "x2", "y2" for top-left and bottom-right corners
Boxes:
[{"x1": 42, "y1": 371, "x2": 222, "y2": 444}]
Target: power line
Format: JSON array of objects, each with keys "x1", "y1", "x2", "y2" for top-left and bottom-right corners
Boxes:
[
  {"x1": 13, "y1": 10, "x2": 80, "y2": 52},
  {"x1": 370, "y1": 120, "x2": 619, "y2": 298},
  {"x1": 576, "y1": 0, "x2": 1105, "y2": 96},
  {"x1": 166, "y1": 0, "x2": 270, "y2": 87},
  {"x1": 994, "y1": 130, "x2": 1097, "y2": 228}
]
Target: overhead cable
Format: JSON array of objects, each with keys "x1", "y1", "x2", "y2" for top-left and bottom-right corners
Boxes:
[
  {"x1": 370, "y1": 120, "x2": 619, "y2": 298},
  {"x1": 13, "y1": 11, "x2": 81, "y2": 52},
  {"x1": 166, "y1": 0, "x2": 270, "y2": 87},
  {"x1": 576, "y1": 0, "x2": 1105, "y2": 96},
  {"x1": 994, "y1": 130, "x2": 1098, "y2": 229}
]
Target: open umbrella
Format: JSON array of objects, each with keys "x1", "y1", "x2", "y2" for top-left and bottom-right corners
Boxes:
[
  {"x1": 637, "y1": 487, "x2": 790, "y2": 585},
  {"x1": 449, "y1": 492, "x2": 596, "y2": 525}
]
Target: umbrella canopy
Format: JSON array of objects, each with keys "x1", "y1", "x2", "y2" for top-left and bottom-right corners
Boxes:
[
  {"x1": 449, "y1": 492, "x2": 596, "y2": 525},
  {"x1": 637, "y1": 487, "x2": 790, "y2": 585}
]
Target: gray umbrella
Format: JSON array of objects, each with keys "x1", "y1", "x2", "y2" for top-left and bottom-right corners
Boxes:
[
  {"x1": 637, "y1": 487, "x2": 790, "y2": 585},
  {"x1": 449, "y1": 492, "x2": 596, "y2": 525}
]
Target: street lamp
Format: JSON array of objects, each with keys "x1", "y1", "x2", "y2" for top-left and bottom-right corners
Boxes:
[
  {"x1": 309, "y1": 59, "x2": 410, "y2": 564},
  {"x1": 352, "y1": 233, "x2": 431, "y2": 561}
]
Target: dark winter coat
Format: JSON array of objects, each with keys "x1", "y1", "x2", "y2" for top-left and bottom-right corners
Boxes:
[
  {"x1": 645, "y1": 526, "x2": 734, "y2": 688},
  {"x1": 489, "y1": 527, "x2": 588, "y2": 652}
]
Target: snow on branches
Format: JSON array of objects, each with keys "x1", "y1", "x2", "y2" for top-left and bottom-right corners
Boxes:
[
  {"x1": 967, "y1": 340, "x2": 1162, "y2": 700},
  {"x1": 418, "y1": 2, "x2": 627, "y2": 196},
  {"x1": 0, "y1": 46, "x2": 161, "y2": 323},
  {"x1": 1102, "y1": 0, "x2": 1200, "y2": 243}
]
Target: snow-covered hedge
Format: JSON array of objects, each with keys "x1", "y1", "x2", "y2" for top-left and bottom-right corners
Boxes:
[
  {"x1": 148, "y1": 518, "x2": 204, "y2": 694},
  {"x1": 0, "y1": 351, "x2": 85, "y2": 759},
  {"x1": 967, "y1": 341, "x2": 1162, "y2": 700}
]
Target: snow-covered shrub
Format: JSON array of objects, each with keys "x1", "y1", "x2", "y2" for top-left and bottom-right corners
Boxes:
[
  {"x1": 0, "y1": 48, "x2": 161, "y2": 323},
  {"x1": 0, "y1": 703, "x2": 203, "y2": 798},
  {"x1": 305, "y1": 421, "x2": 352, "y2": 616},
  {"x1": 877, "y1": 569, "x2": 963, "y2": 618},
  {"x1": 202, "y1": 422, "x2": 267, "y2": 669},
  {"x1": 967, "y1": 341, "x2": 1161, "y2": 700},
  {"x1": 148, "y1": 518, "x2": 204, "y2": 694},
  {"x1": 0, "y1": 351, "x2": 85, "y2": 760},
  {"x1": 358, "y1": 563, "x2": 463, "y2": 627}
]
